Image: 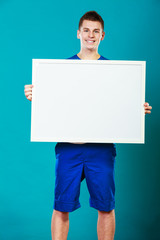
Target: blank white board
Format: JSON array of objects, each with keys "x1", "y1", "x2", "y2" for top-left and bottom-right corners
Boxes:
[{"x1": 31, "y1": 59, "x2": 146, "y2": 143}]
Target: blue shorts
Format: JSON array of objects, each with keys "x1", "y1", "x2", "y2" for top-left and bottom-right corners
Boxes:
[{"x1": 53, "y1": 142, "x2": 116, "y2": 212}]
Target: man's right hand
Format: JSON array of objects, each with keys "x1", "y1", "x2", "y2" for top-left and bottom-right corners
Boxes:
[{"x1": 24, "y1": 84, "x2": 34, "y2": 101}]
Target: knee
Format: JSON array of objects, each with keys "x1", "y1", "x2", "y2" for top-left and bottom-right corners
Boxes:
[
  {"x1": 53, "y1": 210, "x2": 69, "y2": 220},
  {"x1": 98, "y1": 209, "x2": 115, "y2": 218}
]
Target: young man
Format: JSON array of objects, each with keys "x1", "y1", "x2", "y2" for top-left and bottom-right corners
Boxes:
[{"x1": 24, "y1": 11, "x2": 152, "y2": 240}]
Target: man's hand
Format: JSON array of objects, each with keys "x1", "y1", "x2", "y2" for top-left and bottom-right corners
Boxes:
[
  {"x1": 24, "y1": 84, "x2": 34, "y2": 101},
  {"x1": 144, "y1": 102, "x2": 152, "y2": 114}
]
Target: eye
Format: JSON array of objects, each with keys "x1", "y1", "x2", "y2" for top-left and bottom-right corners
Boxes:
[
  {"x1": 84, "y1": 29, "x2": 88, "y2": 32},
  {"x1": 94, "y1": 30, "x2": 99, "y2": 33}
]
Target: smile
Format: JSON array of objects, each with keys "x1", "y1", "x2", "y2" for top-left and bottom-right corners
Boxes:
[{"x1": 86, "y1": 40, "x2": 95, "y2": 43}]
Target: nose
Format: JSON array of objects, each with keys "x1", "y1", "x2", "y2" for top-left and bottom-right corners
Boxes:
[{"x1": 89, "y1": 31, "x2": 94, "y2": 38}]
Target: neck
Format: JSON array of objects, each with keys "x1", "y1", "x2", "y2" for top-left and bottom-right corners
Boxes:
[{"x1": 77, "y1": 49, "x2": 100, "y2": 60}]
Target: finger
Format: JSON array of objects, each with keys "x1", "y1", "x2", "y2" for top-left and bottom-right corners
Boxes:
[
  {"x1": 145, "y1": 106, "x2": 152, "y2": 110},
  {"x1": 24, "y1": 89, "x2": 32, "y2": 94},
  {"x1": 24, "y1": 92, "x2": 32, "y2": 97},
  {"x1": 25, "y1": 84, "x2": 32, "y2": 88},
  {"x1": 145, "y1": 110, "x2": 151, "y2": 114},
  {"x1": 25, "y1": 93, "x2": 32, "y2": 98},
  {"x1": 24, "y1": 87, "x2": 32, "y2": 91},
  {"x1": 27, "y1": 96, "x2": 32, "y2": 101},
  {"x1": 144, "y1": 102, "x2": 149, "y2": 106},
  {"x1": 25, "y1": 84, "x2": 34, "y2": 87},
  {"x1": 24, "y1": 85, "x2": 34, "y2": 89}
]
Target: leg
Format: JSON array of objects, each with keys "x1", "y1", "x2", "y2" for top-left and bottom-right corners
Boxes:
[
  {"x1": 52, "y1": 143, "x2": 84, "y2": 239},
  {"x1": 51, "y1": 209, "x2": 69, "y2": 240},
  {"x1": 97, "y1": 209, "x2": 115, "y2": 240}
]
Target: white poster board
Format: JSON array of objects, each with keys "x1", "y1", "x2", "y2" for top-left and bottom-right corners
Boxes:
[{"x1": 31, "y1": 59, "x2": 145, "y2": 143}]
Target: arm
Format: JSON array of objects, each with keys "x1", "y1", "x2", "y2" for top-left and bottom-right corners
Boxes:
[
  {"x1": 24, "y1": 84, "x2": 34, "y2": 101},
  {"x1": 144, "y1": 102, "x2": 152, "y2": 114}
]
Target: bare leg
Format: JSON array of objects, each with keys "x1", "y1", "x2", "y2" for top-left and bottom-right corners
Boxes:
[
  {"x1": 51, "y1": 210, "x2": 69, "y2": 240},
  {"x1": 97, "y1": 209, "x2": 115, "y2": 240}
]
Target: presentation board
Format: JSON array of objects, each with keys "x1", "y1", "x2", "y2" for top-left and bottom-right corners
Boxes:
[{"x1": 31, "y1": 59, "x2": 145, "y2": 143}]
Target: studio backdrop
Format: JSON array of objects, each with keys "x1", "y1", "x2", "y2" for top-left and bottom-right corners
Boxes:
[{"x1": 0, "y1": 0, "x2": 160, "y2": 240}]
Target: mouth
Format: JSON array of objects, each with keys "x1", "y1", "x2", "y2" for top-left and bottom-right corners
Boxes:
[{"x1": 86, "y1": 40, "x2": 95, "y2": 44}]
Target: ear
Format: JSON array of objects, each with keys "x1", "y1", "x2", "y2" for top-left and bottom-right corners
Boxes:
[
  {"x1": 101, "y1": 31, "x2": 105, "y2": 41},
  {"x1": 77, "y1": 30, "x2": 80, "y2": 39}
]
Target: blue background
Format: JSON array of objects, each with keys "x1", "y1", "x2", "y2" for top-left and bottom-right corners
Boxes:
[{"x1": 0, "y1": 0, "x2": 160, "y2": 239}]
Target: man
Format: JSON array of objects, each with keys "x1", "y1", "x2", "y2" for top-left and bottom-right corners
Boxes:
[{"x1": 24, "y1": 11, "x2": 152, "y2": 240}]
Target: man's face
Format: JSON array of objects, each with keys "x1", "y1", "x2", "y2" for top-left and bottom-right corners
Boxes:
[{"x1": 77, "y1": 20, "x2": 105, "y2": 50}]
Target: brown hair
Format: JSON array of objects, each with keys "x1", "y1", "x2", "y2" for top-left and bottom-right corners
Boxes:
[{"x1": 79, "y1": 11, "x2": 104, "y2": 31}]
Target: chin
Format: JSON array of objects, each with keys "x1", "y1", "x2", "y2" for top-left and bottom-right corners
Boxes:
[{"x1": 85, "y1": 45, "x2": 97, "y2": 50}]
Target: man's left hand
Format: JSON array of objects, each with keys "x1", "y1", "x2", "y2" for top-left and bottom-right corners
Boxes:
[{"x1": 144, "y1": 102, "x2": 152, "y2": 114}]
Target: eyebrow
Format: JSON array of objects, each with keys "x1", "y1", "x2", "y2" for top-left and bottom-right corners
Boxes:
[{"x1": 83, "y1": 28, "x2": 100, "y2": 31}]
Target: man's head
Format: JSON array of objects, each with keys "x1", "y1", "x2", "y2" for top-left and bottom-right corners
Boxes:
[
  {"x1": 79, "y1": 11, "x2": 104, "y2": 31},
  {"x1": 77, "y1": 11, "x2": 105, "y2": 51}
]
